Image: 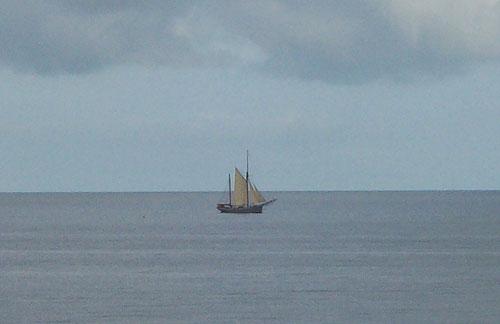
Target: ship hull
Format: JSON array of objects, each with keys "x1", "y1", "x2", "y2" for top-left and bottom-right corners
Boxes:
[
  {"x1": 217, "y1": 204, "x2": 263, "y2": 214},
  {"x1": 216, "y1": 199, "x2": 276, "y2": 214}
]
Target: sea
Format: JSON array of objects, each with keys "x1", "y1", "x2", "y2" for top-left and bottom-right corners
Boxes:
[{"x1": 1, "y1": 191, "x2": 499, "y2": 323}]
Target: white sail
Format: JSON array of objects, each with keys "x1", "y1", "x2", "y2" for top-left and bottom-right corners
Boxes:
[
  {"x1": 233, "y1": 167, "x2": 248, "y2": 206},
  {"x1": 249, "y1": 180, "x2": 266, "y2": 204}
]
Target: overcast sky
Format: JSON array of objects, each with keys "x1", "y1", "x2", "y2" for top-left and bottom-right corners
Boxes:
[{"x1": 1, "y1": 0, "x2": 499, "y2": 192}]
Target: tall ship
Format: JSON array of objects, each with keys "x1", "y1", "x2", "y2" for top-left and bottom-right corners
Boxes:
[{"x1": 217, "y1": 151, "x2": 276, "y2": 213}]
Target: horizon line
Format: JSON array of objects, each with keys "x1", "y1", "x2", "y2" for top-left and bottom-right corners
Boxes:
[{"x1": 0, "y1": 189, "x2": 498, "y2": 194}]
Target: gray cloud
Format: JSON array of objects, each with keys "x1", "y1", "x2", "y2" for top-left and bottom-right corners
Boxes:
[
  {"x1": 0, "y1": 0, "x2": 200, "y2": 74},
  {"x1": 1, "y1": 0, "x2": 500, "y2": 81},
  {"x1": 211, "y1": 0, "x2": 500, "y2": 82}
]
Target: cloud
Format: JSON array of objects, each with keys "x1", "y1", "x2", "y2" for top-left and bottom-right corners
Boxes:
[
  {"x1": 0, "y1": 0, "x2": 204, "y2": 74},
  {"x1": 212, "y1": 0, "x2": 500, "y2": 82},
  {"x1": 1, "y1": 0, "x2": 500, "y2": 82}
]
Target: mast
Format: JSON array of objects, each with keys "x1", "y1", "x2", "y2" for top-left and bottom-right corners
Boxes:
[
  {"x1": 246, "y1": 150, "x2": 249, "y2": 206},
  {"x1": 228, "y1": 173, "x2": 232, "y2": 206}
]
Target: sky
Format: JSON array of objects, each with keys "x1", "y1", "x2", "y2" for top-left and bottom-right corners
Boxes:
[{"x1": 1, "y1": 0, "x2": 499, "y2": 192}]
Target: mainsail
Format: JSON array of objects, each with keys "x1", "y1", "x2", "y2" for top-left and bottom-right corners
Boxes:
[
  {"x1": 233, "y1": 167, "x2": 248, "y2": 206},
  {"x1": 249, "y1": 180, "x2": 266, "y2": 204}
]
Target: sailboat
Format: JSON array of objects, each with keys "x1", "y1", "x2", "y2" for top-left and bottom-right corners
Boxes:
[{"x1": 217, "y1": 152, "x2": 276, "y2": 213}]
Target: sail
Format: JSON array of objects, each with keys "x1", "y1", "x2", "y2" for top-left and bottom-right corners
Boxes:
[
  {"x1": 233, "y1": 168, "x2": 248, "y2": 206},
  {"x1": 249, "y1": 180, "x2": 266, "y2": 204}
]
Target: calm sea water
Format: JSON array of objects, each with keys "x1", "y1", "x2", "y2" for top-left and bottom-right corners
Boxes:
[{"x1": 1, "y1": 191, "x2": 499, "y2": 323}]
